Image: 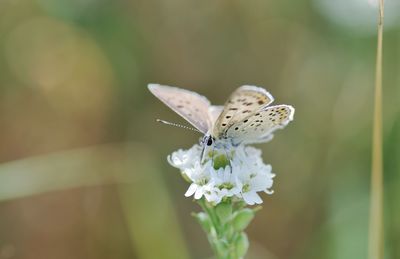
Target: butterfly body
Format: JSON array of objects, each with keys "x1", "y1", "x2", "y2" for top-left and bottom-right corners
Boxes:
[{"x1": 148, "y1": 84, "x2": 294, "y2": 150}]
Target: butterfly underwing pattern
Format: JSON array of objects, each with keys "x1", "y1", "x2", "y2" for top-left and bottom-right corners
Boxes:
[
  {"x1": 224, "y1": 104, "x2": 294, "y2": 145},
  {"x1": 212, "y1": 85, "x2": 274, "y2": 140},
  {"x1": 148, "y1": 84, "x2": 294, "y2": 146},
  {"x1": 148, "y1": 84, "x2": 212, "y2": 133}
]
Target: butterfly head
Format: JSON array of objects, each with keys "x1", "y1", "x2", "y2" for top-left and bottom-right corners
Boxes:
[
  {"x1": 202, "y1": 133, "x2": 234, "y2": 152},
  {"x1": 202, "y1": 134, "x2": 215, "y2": 147}
]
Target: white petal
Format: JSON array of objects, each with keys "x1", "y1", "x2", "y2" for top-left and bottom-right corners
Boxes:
[
  {"x1": 251, "y1": 179, "x2": 269, "y2": 191},
  {"x1": 185, "y1": 184, "x2": 197, "y2": 197},
  {"x1": 265, "y1": 189, "x2": 274, "y2": 195},
  {"x1": 235, "y1": 177, "x2": 243, "y2": 189},
  {"x1": 224, "y1": 166, "x2": 231, "y2": 181},
  {"x1": 219, "y1": 189, "x2": 228, "y2": 197},
  {"x1": 226, "y1": 187, "x2": 240, "y2": 197},
  {"x1": 206, "y1": 191, "x2": 222, "y2": 204},
  {"x1": 194, "y1": 187, "x2": 204, "y2": 199},
  {"x1": 242, "y1": 192, "x2": 256, "y2": 205},
  {"x1": 252, "y1": 193, "x2": 263, "y2": 204}
]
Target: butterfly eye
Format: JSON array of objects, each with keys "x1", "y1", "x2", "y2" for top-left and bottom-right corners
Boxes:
[{"x1": 206, "y1": 137, "x2": 213, "y2": 146}]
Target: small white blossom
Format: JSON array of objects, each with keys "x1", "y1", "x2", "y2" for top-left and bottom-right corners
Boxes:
[
  {"x1": 168, "y1": 144, "x2": 275, "y2": 205},
  {"x1": 183, "y1": 161, "x2": 212, "y2": 199}
]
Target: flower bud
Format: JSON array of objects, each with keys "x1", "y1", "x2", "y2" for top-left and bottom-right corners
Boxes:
[
  {"x1": 214, "y1": 239, "x2": 229, "y2": 257},
  {"x1": 193, "y1": 212, "x2": 212, "y2": 233},
  {"x1": 235, "y1": 232, "x2": 249, "y2": 258},
  {"x1": 213, "y1": 154, "x2": 229, "y2": 170},
  {"x1": 232, "y1": 208, "x2": 254, "y2": 232}
]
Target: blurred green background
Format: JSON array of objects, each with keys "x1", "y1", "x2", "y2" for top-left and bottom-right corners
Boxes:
[{"x1": 0, "y1": 0, "x2": 399, "y2": 258}]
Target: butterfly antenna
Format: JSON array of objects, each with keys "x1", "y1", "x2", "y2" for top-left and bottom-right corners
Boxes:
[{"x1": 156, "y1": 119, "x2": 202, "y2": 133}]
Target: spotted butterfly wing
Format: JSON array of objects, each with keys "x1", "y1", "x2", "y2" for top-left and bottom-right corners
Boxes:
[
  {"x1": 148, "y1": 84, "x2": 212, "y2": 133},
  {"x1": 212, "y1": 85, "x2": 274, "y2": 139},
  {"x1": 225, "y1": 104, "x2": 294, "y2": 145}
]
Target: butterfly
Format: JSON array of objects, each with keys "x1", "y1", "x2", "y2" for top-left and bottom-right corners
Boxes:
[{"x1": 148, "y1": 84, "x2": 294, "y2": 148}]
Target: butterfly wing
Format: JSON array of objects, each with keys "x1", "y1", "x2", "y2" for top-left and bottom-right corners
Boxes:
[
  {"x1": 213, "y1": 85, "x2": 274, "y2": 138},
  {"x1": 148, "y1": 84, "x2": 212, "y2": 133},
  {"x1": 208, "y1": 105, "x2": 224, "y2": 125},
  {"x1": 224, "y1": 104, "x2": 294, "y2": 145}
]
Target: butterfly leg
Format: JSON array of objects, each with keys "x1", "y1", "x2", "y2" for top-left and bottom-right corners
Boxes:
[
  {"x1": 211, "y1": 144, "x2": 215, "y2": 168},
  {"x1": 200, "y1": 145, "x2": 206, "y2": 164},
  {"x1": 199, "y1": 136, "x2": 209, "y2": 164},
  {"x1": 200, "y1": 141, "x2": 213, "y2": 165}
]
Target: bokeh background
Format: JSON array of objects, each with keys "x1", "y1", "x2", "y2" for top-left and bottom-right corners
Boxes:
[{"x1": 0, "y1": 0, "x2": 399, "y2": 258}]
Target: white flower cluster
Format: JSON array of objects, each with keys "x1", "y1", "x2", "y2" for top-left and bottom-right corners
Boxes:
[{"x1": 168, "y1": 144, "x2": 275, "y2": 205}]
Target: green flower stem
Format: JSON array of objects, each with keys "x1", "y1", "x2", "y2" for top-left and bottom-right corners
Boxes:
[
  {"x1": 198, "y1": 198, "x2": 222, "y2": 235},
  {"x1": 195, "y1": 198, "x2": 255, "y2": 259}
]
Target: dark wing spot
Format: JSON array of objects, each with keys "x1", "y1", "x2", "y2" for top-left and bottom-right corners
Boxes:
[
  {"x1": 258, "y1": 100, "x2": 265, "y2": 105},
  {"x1": 225, "y1": 116, "x2": 231, "y2": 119},
  {"x1": 234, "y1": 127, "x2": 239, "y2": 130},
  {"x1": 242, "y1": 110, "x2": 251, "y2": 113},
  {"x1": 243, "y1": 119, "x2": 248, "y2": 123},
  {"x1": 222, "y1": 123, "x2": 227, "y2": 126},
  {"x1": 255, "y1": 113, "x2": 260, "y2": 116},
  {"x1": 229, "y1": 108, "x2": 238, "y2": 111},
  {"x1": 177, "y1": 105, "x2": 184, "y2": 108}
]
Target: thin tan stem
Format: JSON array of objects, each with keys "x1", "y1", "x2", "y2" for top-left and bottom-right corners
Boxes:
[{"x1": 368, "y1": 1, "x2": 384, "y2": 259}]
